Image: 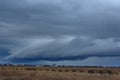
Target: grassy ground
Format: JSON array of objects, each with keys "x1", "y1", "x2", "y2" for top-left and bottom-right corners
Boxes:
[
  {"x1": 0, "y1": 70, "x2": 120, "y2": 80},
  {"x1": 0, "y1": 67, "x2": 120, "y2": 80}
]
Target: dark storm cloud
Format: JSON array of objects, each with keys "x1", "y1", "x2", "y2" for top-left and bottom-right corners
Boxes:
[{"x1": 0, "y1": 0, "x2": 120, "y2": 63}]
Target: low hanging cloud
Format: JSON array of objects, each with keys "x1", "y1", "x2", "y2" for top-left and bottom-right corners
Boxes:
[{"x1": 0, "y1": 0, "x2": 120, "y2": 63}]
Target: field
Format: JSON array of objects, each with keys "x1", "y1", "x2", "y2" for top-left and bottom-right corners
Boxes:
[{"x1": 0, "y1": 66, "x2": 120, "y2": 80}]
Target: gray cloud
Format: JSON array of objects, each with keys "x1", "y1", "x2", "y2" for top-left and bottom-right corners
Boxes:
[
  {"x1": 38, "y1": 57, "x2": 120, "y2": 67},
  {"x1": 0, "y1": 0, "x2": 120, "y2": 64}
]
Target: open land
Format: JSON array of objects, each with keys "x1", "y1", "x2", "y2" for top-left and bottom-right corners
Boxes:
[{"x1": 0, "y1": 66, "x2": 120, "y2": 80}]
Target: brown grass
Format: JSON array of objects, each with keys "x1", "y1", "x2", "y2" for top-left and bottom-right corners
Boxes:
[{"x1": 0, "y1": 67, "x2": 120, "y2": 80}]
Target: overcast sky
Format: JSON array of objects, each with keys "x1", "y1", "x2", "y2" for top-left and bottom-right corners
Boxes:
[{"x1": 0, "y1": 0, "x2": 120, "y2": 66}]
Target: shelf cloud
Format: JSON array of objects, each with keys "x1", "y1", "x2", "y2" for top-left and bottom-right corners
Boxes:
[{"x1": 0, "y1": 0, "x2": 120, "y2": 65}]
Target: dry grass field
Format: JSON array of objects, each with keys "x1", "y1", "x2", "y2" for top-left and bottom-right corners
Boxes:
[{"x1": 0, "y1": 66, "x2": 120, "y2": 80}]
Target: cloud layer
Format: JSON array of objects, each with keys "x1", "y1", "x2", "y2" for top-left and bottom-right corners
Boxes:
[{"x1": 0, "y1": 0, "x2": 120, "y2": 65}]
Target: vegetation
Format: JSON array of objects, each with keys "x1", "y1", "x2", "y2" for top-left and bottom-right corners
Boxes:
[{"x1": 0, "y1": 66, "x2": 120, "y2": 80}]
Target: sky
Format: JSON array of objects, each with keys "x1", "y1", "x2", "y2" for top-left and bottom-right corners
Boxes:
[{"x1": 0, "y1": 0, "x2": 120, "y2": 66}]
